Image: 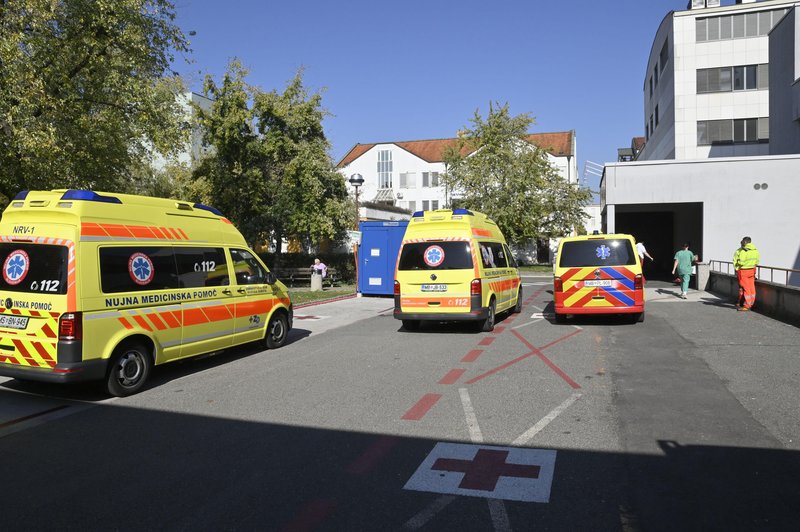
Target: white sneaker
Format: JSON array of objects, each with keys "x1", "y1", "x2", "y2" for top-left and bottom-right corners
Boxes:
[{"x1": 681, "y1": 292, "x2": 687, "y2": 299}]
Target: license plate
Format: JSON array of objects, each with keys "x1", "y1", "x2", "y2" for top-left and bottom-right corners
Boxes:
[
  {"x1": 421, "y1": 284, "x2": 447, "y2": 292},
  {"x1": 0, "y1": 315, "x2": 29, "y2": 330},
  {"x1": 584, "y1": 280, "x2": 612, "y2": 287}
]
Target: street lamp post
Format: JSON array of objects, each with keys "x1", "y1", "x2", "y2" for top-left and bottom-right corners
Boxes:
[
  {"x1": 349, "y1": 173, "x2": 364, "y2": 228},
  {"x1": 349, "y1": 173, "x2": 365, "y2": 293}
]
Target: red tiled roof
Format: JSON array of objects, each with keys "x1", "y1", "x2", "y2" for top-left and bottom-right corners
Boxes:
[{"x1": 336, "y1": 131, "x2": 574, "y2": 168}]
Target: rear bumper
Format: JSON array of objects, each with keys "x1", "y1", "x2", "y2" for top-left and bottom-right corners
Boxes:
[
  {"x1": 393, "y1": 308, "x2": 489, "y2": 322},
  {"x1": 0, "y1": 359, "x2": 108, "y2": 384},
  {"x1": 555, "y1": 304, "x2": 644, "y2": 315}
]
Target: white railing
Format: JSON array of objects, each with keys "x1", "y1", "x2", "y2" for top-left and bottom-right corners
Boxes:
[{"x1": 709, "y1": 260, "x2": 800, "y2": 288}]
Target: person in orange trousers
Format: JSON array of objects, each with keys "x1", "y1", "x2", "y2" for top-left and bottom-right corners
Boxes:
[{"x1": 733, "y1": 236, "x2": 760, "y2": 311}]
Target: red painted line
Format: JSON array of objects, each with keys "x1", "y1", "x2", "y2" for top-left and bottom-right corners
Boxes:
[
  {"x1": 294, "y1": 315, "x2": 320, "y2": 320},
  {"x1": 294, "y1": 294, "x2": 357, "y2": 309},
  {"x1": 478, "y1": 336, "x2": 495, "y2": 346},
  {"x1": 279, "y1": 498, "x2": 337, "y2": 532},
  {"x1": 402, "y1": 393, "x2": 443, "y2": 421},
  {"x1": 438, "y1": 368, "x2": 466, "y2": 385},
  {"x1": 462, "y1": 349, "x2": 484, "y2": 363},
  {"x1": 466, "y1": 329, "x2": 582, "y2": 389},
  {"x1": 345, "y1": 435, "x2": 399, "y2": 476},
  {"x1": 0, "y1": 405, "x2": 70, "y2": 429}
]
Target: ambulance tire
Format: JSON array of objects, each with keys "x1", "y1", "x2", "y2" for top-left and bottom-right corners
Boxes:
[
  {"x1": 480, "y1": 299, "x2": 496, "y2": 332},
  {"x1": 265, "y1": 312, "x2": 289, "y2": 349},
  {"x1": 631, "y1": 312, "x2": 644, "y2": 324},
  {"x1": 402, "y1": 320, "x2": 420, "y2": 331},
  {"x1": 105, "y1": 342, "x2": 152, "y2": 397},
  {"x1": 513, "y1": 288, "x2": 523, "y2": 314}
]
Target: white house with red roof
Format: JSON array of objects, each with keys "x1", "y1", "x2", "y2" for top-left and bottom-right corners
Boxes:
[{"x1": 336, "y1": 131, "x2": 578, "y2": 217}]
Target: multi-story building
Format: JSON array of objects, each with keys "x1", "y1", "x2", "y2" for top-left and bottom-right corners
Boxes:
[
  {"x1": 640, "y1": 0, "x2": 796, "y2": 161},
  {"x1": 336, "y1": 132, "x2": 577, "y2": 215},
  {"x1": 603, "y1": 0, "x2": 800, "y2": 278}
]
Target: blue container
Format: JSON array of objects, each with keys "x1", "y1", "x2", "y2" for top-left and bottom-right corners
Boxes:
[{"x1": 357, "y1": 220, "x2": 409, "y2": 295}]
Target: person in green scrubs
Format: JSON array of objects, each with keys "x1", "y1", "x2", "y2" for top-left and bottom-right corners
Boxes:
[{"x1": 671, "y1": 242, "x2": 696, "y2": 299}]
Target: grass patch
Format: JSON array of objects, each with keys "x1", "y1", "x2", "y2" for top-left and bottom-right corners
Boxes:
[
  {"x1": 519, "y1": 265, "x2": 553, "y2": 273},
  {"x1": 289, "y1": 285, "x2": 356, "y2": 306}
]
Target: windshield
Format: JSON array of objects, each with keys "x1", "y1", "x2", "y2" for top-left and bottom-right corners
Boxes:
[
  {"x1": 0, "y1": 243, "x2": 69, "y2": 295},
  {"x1": 559, "y1": 239, "x2": 636, "y2": 267},
  {"x1": 398, "y1": 241, "x2": 474, "y2": 271}
]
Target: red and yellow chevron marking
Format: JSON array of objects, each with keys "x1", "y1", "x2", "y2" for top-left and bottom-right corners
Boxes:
[
  {"x1": 558, "y1": 266, "x2": 638, "y2": 309},
  {"x1": 0, "y1": 308, "x2": 59, "y2": 368},
  {"x1": 489, "y1": 277, "x2": 521, "y2": 294},
  {"x1": 111, "y1": 298, "x2": 287, "y2": 332},
  {"x1": 81, "y1": 223, "x2": 191, "y2": 241}
]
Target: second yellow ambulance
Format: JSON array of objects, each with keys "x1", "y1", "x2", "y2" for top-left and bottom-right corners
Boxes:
[
  {"x1": 0, "y1": 189, "x2": 293, "y2": 396},
  {"x1": 393, "y1": 209, "x2": 522, "y2": 331}
]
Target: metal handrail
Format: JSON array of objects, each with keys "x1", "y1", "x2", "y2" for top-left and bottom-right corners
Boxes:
[{"x1": 709, "y1": 260, "x2": 800, "y2": 287}]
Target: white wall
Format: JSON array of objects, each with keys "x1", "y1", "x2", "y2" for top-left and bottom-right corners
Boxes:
[{"x1": 603, "y1": 155, "x2": 800, "y2": 271}]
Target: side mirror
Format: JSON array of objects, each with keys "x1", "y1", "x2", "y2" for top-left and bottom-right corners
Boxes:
[{"x1": 265, "y1": 271, "x2": 277, "y2": 285}]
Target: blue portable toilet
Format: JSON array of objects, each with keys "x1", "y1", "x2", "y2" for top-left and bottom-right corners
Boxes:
[{"x1": 358, "y1": 220, "x2": 409, "y2": 295}]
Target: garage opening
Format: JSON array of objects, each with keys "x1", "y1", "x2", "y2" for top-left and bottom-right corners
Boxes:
[{"x1": 612, "y1": 203, "x2": 703, "y2": 282}]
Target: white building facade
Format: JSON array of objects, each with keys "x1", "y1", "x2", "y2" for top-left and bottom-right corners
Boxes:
[
  {"x1": 640, "y1": 0, "x2": 797, "y2": 161},
  {"x1": 336, "y1": 132, "x2": 578, "y2": 214},
  {"x1": 603, "y1": 1, "x2": 800, "y2": 278}
]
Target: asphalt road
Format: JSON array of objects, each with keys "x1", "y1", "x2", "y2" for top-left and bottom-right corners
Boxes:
[{"x1": 1, "y1": 277, "x2": 799, "y2": 531}]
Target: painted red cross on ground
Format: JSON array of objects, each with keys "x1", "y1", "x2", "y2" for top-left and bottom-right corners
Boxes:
[
  {"x1": 404, "y1": 442, "x2": 557, "y2": 502},
  {"x1": 431, "y1": 448, "x2": 540, "y2": 491}
]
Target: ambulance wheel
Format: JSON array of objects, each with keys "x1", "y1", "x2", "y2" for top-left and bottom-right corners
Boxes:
[
  {"x1": 402, "y1": 320, "x2": 420, "y2": 331},
  {"x1": 631, "y1": 312, "x2": 644, "y2": 324},
  {"x1": 106, "y1": 342, "x2": 152, "y2": 397},
  {"x1": 265, "y1": 312, "x2": 289, "y2": 349},
  {"x1": 480, "y1": 300, "x2": 496, "y2": 332},
  {"x1": 513, "y1": 288, "x2": 523, "y2": 314}
]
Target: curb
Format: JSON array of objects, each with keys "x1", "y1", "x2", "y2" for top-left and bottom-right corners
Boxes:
[{"x1": 294, "y1": 293, "x2": 358, "y2": 310}]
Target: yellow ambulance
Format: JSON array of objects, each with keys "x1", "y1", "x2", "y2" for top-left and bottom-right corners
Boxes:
[
  {"x1": 0, "y1": 189, "x2": 293, "y2": 396},
  {"x1": 553, "y1": 233, "x2": 644, "y2": 323},
  {"x1": 393, "y1": 208, "x2": 522, "y2": 331}
]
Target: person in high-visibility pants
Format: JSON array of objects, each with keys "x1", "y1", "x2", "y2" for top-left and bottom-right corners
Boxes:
[{"x1": 733, "y1": 236, "x2": 760, "y2": 311}]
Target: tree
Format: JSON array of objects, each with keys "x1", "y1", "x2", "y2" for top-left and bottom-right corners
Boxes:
[
  {"x1": 192, "y1": 62, "x2": 350, "y2": 251},
  {"x1": 442, "y1": 102, "x2": 590, "y2": 246},
  {"x1": 0, "y1": 0, "x2": 189, "y2": 206}
]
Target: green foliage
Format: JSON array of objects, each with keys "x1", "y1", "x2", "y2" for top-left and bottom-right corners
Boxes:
[
  {"x1": 192, "y1": 62, "x2": 350, "y2": 250},
  {"x1": 442, "y1": 103, "x2": 591, "y2": 245},
  {"x1": 0, "y1": 0, "x2": 190, "y2": 205}
]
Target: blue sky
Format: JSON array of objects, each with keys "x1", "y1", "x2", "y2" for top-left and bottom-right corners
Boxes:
[{"x1": 173, "y1": 1, "x2": 692, "y2": 194}]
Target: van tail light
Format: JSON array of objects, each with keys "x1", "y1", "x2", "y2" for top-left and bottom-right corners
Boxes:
[
  {"x1": 554, "y1": 277, "x2": 563, "y2": 293},
  {"x1": 394, "y1": 280, "x2": 401, "y2": 296},
  {"x1": 634, "y1": 274, "x2": 643, "y2": 291},
  {"x1": 470, "y1": 279, "x2": 482, "y2": 297},
  {"x1": 59, "y1": 312, "x2": 83, "y2": 341}
]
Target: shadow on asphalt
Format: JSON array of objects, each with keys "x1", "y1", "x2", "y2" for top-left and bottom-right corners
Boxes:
[{"x1": 2, "y1": 403, "x2": 798, "y2": 531}]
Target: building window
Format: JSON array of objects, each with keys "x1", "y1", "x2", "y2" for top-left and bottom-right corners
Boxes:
[
  {"x1": 697, "y1": 118, "x2": 769, "y2": 145},
  {"x1": 407, "y1": 201, "x2": 416, "y2": 212},
  {"x1": 399, "y1": 172, "x2": 416, "y2": 189},
  {"x1": 422, "y1": 200, "x2": 430, "y2": 211},
  {"x1": 655, "y1": 105, "x2": 659, "y2": 128},
  {"x1": 649, "y1": 77, "x2": 653, "y2": 98},
  {"x1": 654, "y1": 65, "x2": 659, "y2": 87},
  {"x1": 377, "y1": 150, "x2": 392, "y2": 188},
  {"x1": 432, "y1": 200, "x2": 439, "y2": 210},
  {"x1": 697, "y1": 9, "x2": 788, "y2": 43},
  {"x1": 649, "y1": 115, "x2": 654, "y2": 136},
  {"x1": 697, "y1": 64, "x2": 767, "y2": 94},
  {"x1": 421, "y1": 172, "x2": 440, "y2": 187},
  {"x1": 659, "y1": 40, "x2": 669, "y2": 72}
]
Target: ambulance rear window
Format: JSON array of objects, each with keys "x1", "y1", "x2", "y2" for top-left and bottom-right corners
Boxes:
[
  {"x1": 0, "y1": 243, "x2": 68, "y2": 295},
  {"x1": 398, "y1": 241, "x2": 474, "y2": 271},
  {"x1": 559, "y1": 239, "x2": 636, "y2": 267}
]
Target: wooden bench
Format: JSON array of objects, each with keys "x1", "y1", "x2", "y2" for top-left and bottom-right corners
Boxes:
[{"x1": 273, "y1": 267, "x2": 339, "y2": 288}]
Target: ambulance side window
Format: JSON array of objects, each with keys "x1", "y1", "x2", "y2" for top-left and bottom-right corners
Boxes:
[
  {"x1": 99, "y1": 247, "x2": 179, "y2": 293},
  {"x1": 479, "y1": 242, "x2": 508, "y2": 269},
  {"x1": 229, "y1": 249, "x2": 267, "y2": 285},
  {"x1": 503, "y1": 245, "x2": 518, "y2": 268},
  {"x1": 174, "y1": 247, "x2": 230, "y2": 288}
]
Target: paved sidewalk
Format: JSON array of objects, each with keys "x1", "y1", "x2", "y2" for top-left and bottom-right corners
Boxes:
[{"x1": 291, "y1": 294, "x2": 394, "y2": 337}]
